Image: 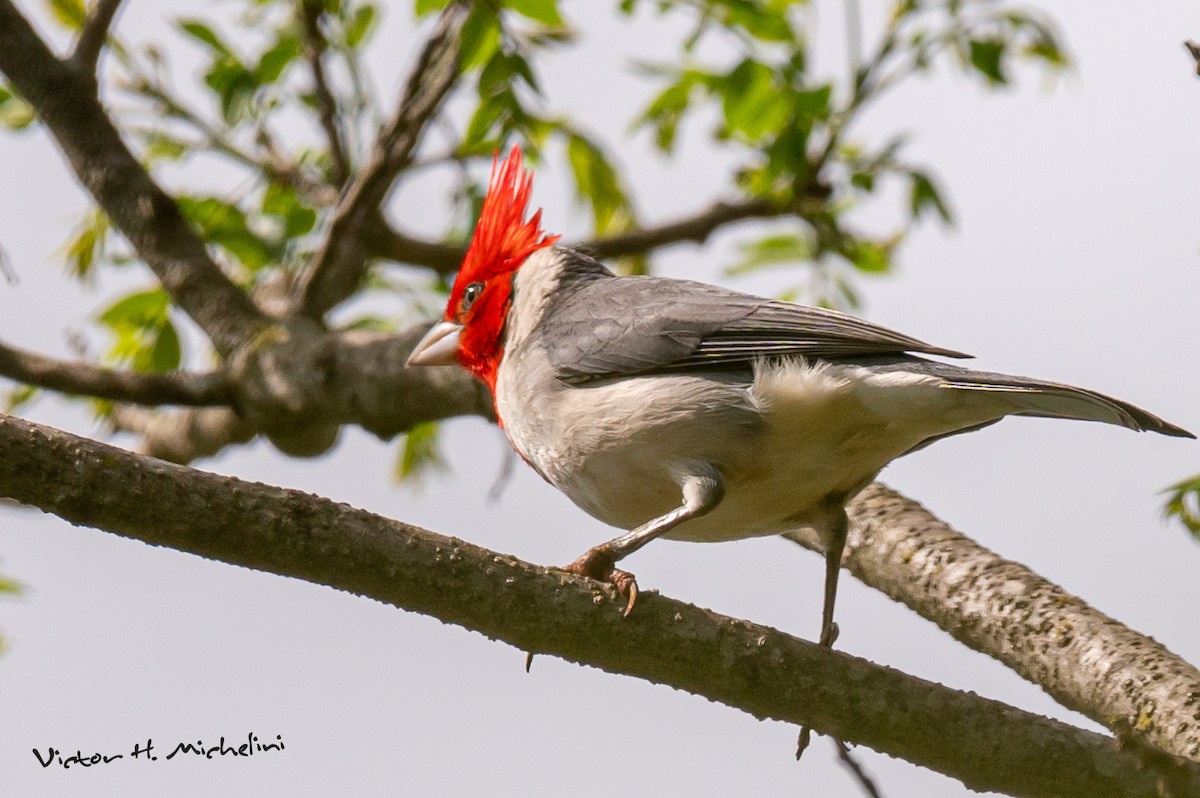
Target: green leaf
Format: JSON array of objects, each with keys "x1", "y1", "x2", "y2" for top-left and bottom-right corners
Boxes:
[
  {"x1": 346, "y1": 5, "x2": 378, "y2": 47},
  {"x1": 843, "y1": 239, "x2": 894, "y2": 274},
  {"x1": 395, "y1": 421, "x2": 448, "y2": 484},
  {"x1": 342, "y1": 315, "x2": 397, "y2": 332},
  {"x1": 479, "y1": 51, "x2": 518, "y2": 96},
  {"x1": 177, "y1": 197, "x2": 274, "y2": 270},
  {"x1": 793, "y1": 84, "x2": 832, "y2": 121},
  {"x1": 61, "y1": 208, "x2": 110, "y2": 281},
  {"x1": 414, "y1": 0, "x2": 451, "y2": 17},
  {"x1": 727, "y1": 232, "x2": 815, "y2": 276},
  {"x1": 142, "y1": 132, "x2": 189, "y2": 162},
  {"x1": 503, "y1": 0, "x2": 562, "y2": 26},
  {"x1": 255, "y1": 34, "x2": 300, "y2": 84},
  {"x1": 968, "y1": 38, "x2": 1008, "y2": 85},
  {"x1": 204, "y1": 58, "x2": 260, "y2": 125},
  {"x1": 46, "y1": 0, "x2": 86, "y2": 31},
  {"x1": 459, "y1": 6, "x2": 501, "y2": 71},
  {"x1": 0, "y1": 86, "x2": 35, "y2": 130},
  {"x1": 565, "y1": 132, "x2": 630, "y2": 234},
  {"x1": 96, "y1": 289, "x2": 183, "y2": 373},
  {"x1": 634, "y1": 75, "x2": 696, "y2": 152},
  {"x1": 1163, "y1": 474, "x2": 1200, "y2": 538},
  {"x1": 262, "y1": 183, "x2": 317, "y2": 238},
  {"x1": 724, "y1": 0, "x2": 794, "y2": 43},
  {"x1": 909, "y1": 171, "x2": 953, "y2": 224},
  {"x1": 720, "y1": 59, "x2": 781, "y2": 142},
  {"x1": 98, "y1": 288, "x2": 169, "y2": 330},
  {"x1": 145, "y1": 318, "x2": 181, "y2": 373},
  {"x1": 0, "y1": 572, "x2": 22, "y2": 596},
  {"x1": 178, "y1": 20, "x2": 233, "y2": 55},
  {"x1": 5, "y1": 384, "x2": 39, "y2": 413}
]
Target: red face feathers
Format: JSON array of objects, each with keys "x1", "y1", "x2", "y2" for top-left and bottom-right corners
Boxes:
[{"x1": 445, "y1": 145, "x2": 559, "y2": 390}]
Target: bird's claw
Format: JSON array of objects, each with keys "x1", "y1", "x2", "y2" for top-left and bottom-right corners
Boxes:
[
  {"x1": 563, "y1": 548, "x2": 639, "y2": 617},
  {"x1": 819, "y1": 620, "x2": 840, "y2": 648}
]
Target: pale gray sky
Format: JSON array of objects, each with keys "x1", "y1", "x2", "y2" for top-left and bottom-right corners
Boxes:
[{"x1": 2, "y1": 1, "x2": 1199, "y2": 796}]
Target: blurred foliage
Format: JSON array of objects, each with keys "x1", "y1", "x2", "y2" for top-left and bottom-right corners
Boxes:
[
  {"x1": 394, "y1": 421, "x2": 449, "y2": 486},
  {"x1": 1164, "y1": 475, "x2": 1200, "y2": 539},
  {"x1": 0, "y1": 0, "x2": 1074, "y2": 482},
  {"x1": 0, "y1": 565, "x2": 22, "y2": 657}
]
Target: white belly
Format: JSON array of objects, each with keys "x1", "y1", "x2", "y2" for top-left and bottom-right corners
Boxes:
[{"x1": 497, "y1": 355, "x2": 1009, "y2": 542}]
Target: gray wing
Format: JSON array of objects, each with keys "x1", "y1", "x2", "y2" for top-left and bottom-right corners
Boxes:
[{"x1": 541, "y1": 271, "x2": 970, "y2": 384}]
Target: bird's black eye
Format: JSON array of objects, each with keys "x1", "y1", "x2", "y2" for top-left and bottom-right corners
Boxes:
[{"x1": 461, "y1": 281, "x2": 484, "y2": 313}]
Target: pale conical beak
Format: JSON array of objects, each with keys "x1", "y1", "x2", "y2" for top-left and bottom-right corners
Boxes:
[{"x1": 406, "y1": 321, "x2": 463, "y2": 367}]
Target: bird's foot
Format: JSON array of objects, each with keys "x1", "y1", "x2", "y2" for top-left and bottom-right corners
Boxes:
[
  {"x1": 797, "y1": 621, "x2": 842, "y2": 758},
  {"x1": 562, "y1": 547, "x2": 639, "y2": 617}
]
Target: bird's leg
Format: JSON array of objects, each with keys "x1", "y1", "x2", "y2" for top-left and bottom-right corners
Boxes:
[
  {"x1": 797, "y1": 507, "x2": 851, "y2": 758},
  {"x1": 563, "y1": 467, "x2": 724, "y2": 617},
  {"x1": 818, "y1": 511, "x2": 850, "y2": 648}
]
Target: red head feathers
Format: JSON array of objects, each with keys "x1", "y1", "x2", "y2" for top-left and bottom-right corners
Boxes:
[{"x1": 444, "y1": 144, "x2": 559, "y2": 390}]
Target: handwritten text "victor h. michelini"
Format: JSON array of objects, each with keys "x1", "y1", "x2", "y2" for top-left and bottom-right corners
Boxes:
[{"x1": 33, "y1": 733, "x2": 286, "y2": 769}]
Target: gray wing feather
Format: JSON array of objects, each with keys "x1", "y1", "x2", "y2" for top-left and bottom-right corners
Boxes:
[{"x1": 543, "y1": 272, "x2": 969, "y2": 383}]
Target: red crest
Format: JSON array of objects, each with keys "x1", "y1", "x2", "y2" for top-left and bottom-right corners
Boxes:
[{"x1": 450, "y1": 144, "x2": 559, "y2": 302}]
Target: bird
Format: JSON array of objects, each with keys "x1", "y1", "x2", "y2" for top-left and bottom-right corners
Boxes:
[{"x1": 407, "y1": 144, "x2": 1193, "y2": 649}]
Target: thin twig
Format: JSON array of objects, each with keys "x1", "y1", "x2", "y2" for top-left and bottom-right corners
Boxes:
[
  {"x1": 299, "y1": 0, "x2": 351, "y2": 186},
  {"x1": 845, "y1": 0, "x2": 862, "y2": 78},
  {"x1": 293, "y1": 1, "x2": 472, "y2": 318},
  {"x1": 359, "y1": 197, "x2": 792, "y2": 276},
  {"x1": 0, "y1": 339, "x2": 234, "y2": 407},
  {"x1": 834, "y1": 739, "x2": 886, "y2": 798},
  {"x1": 1185, "y1": 40, "x2": 1200, "y2": 76},
  {"x1": 71, "y1": 0, "x2": 124, "y2": 76},
  {"x1": 0, "y1": 245, "x2": 17, "y2": 285}
]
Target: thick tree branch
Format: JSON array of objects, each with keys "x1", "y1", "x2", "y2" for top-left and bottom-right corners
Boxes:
[
  {"x1": 0, "y1": 339, "x2": 233, "y2": 407},
  {"x1": 0, "y1": 1, "x2": 267, "y2": 356},
  {"x1": 108, "y1": 321, "x2": 491, "y2": 464},
  {"x1": 108, "y1": 405, "x2": 255, "y2": 463},
  {"x1": 70, "y1": 0, "x2": 124, "y2": 76},
  {"x1": 787, "y1": 483, "x2": 1200, "y2": 762},
  {"x1": 299, "y1": 0, "x2": 350, "y2": 187},
  {"x1": 361, "y1": 213, "x2": 463, "y2": 275},
  {"x1": 0, "y1": 411, "x2": 1194, "y2": 798},
  {"x1": 294, "y1": 2, "x2": 471, "y2": 318},
  {"x1": 360, "y1": 198, "x2": 791, "y2": 276}
]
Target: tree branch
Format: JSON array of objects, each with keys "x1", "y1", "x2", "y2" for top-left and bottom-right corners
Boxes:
[
  {"x1": 0, "y1": 411, "x2": 1194, "y2": 798},
  {"x1": 108, "y1": 405, "x2": 254, "y2": 463},
  {"x1": 579, "y1": 198, "x2": 787, "y2": 260},
  {"x1": 70, "y1": 0, "x2": 124, "y2": 76},
  {"x1": 294, "y1": 2, "x2": 471, "y2": 318},
  {"x1": 0, "y1": 1, "x2": 267, "y2": 357},
  {"x1": 0, "y1": 339, "x2": 233, "y2": 407},
  {"x1": 299, "y1": 0, "x2": 350, "y2": 187},
  {"x1": 103, "y1": 321, "x2": 492, "y2": 464},
  {"x1": 360, "y1": 198, "x2": 791, "y2": 277},
  {"x1": 787, "y1": 483, "x2": 1200, "y2": 762}
]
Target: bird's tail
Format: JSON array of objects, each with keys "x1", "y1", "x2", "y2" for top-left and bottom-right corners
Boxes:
[{"x1": 940, "y1": 374, "x2": 1194, "y2": 438}]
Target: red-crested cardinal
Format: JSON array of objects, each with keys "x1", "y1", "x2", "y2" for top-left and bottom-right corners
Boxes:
[{"x1": 408, "y1": 145, "x2": 1193, "y2": 647}]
